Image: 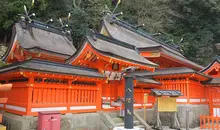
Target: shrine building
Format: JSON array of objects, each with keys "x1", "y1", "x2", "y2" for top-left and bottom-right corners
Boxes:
[{"x1": 0, "y1": 13, "x2": 219, "y2": 129}]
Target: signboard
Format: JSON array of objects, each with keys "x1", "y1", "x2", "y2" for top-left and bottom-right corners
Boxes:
[
  {"x1": 158, "y1": 97, "x2": 177, "y2": 112},
  {"x1": 103, "y1": 71, "x2": 122, "y2": 80}
]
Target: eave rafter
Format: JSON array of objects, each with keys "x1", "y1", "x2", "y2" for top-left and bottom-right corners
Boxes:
[
  {"x1": 0, "y1": 70, "x2": 104, "y2": 84},
  {"x1": 134, "y1": 82, "x2": 161, "y2": 88},
  {"x1": 154, "y1": 73, "x2": 209, "y2": 82},
  {"x1": 21, "y1": 71, "x2": 103, "y2": 82}
]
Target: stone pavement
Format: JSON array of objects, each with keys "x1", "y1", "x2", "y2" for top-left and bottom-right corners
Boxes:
[{"x1": 161, "y1": 126, "x2": 200, "y2": 130}]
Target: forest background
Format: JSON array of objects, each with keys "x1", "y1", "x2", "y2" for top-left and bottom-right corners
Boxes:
[{"x1": 1, "y1": 0, "x2": 220, "y2": 66}]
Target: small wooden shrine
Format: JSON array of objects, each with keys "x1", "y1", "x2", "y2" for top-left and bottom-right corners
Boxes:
[
  {"x1": 0, "y1": 59, "x2": 104, "y2": 116},
  {"x1": 201, "y1": 59, "x2": 220, "y2": 117},
  {"x1": 67, "y1": 31, "x2": 159, "y2": 109}
]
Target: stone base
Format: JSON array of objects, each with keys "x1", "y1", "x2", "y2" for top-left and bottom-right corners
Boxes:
[
  {"x1": 2, "y1": 112, "x2": 109, "y2": 130},
  {"x1": 135, "y1": 104, "x2": 209, "y2": 128},
  {"x1": 113, "y1": 127, "x2": 144, "y2": 130}
]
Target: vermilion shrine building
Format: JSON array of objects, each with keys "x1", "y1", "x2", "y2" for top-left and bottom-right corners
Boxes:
[{"x1": 0, "y1": 14, "x2": 219, "y2": 129}]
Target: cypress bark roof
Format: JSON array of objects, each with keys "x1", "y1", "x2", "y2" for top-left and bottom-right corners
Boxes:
[
  {"x1": 102, "y1": 15, "x2": 203, "y2": 70},
  {"x1": 67, "y1": 33, "x2": 158, "y2": 68},
  {"x1": 132, "y1": 67, "x2": 211, "y2": 79},
  {"x1": 0, "y1": 59, "x2": 104, "y2": 78},
  {"x1": 135, "y1": 77, "x2": 161, "y2": 85},
  {"x1": 2, "y1": 20, "x2": 76, "y2": 60},
  {"x1": 150, "y1": 89, "x2": 183, "y2": 97},
  {"x1": 203, "y1": 78, "x2": 220, "y2": 85}
]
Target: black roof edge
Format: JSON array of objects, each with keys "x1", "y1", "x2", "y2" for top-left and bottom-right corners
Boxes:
[
  {"x1": 87, "y1": 30, "x2": 137, "y2": 51},
  {"x1": 134, "y1": 67, "x2": 211, "y2": 79},
  {"x1": 202, "y1": 79, "x2": 220, "y2": 85},
  {"x1": 18, "y1": 20, "x2": 72, "y2": 40},
  {"x1": 108, "y1": 16, "x2": 181, "y2": 52},
  {"x1": 200, "y1": 58, "x2": 220, "y2": 73},
  {"x1": 65, "y1": 40, "x2": 87, "y2": 63},
  {"x1": 0, "y1": 59, "x2": 102, "y2": 73}
]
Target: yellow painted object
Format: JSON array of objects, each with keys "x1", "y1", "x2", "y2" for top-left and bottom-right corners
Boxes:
[
  {"x1": 0, "y1": 124, "x2": 6, "y2": 130},
  {"x1": 144, "y1": 93, "x2": 148, "y2": 121},
  {"x1": 158, "y1": 97, "x2": 177, "y2": 112}
]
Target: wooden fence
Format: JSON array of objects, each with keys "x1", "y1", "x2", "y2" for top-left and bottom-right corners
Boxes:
[
  {"x1": 0, "y1": 81, "x2": 102, "y2": 116},
  {"x1": 200, "y1": 115, "x2": 220, "y2": 129}
]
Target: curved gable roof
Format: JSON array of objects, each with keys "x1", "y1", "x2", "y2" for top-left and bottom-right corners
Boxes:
[
  {"x1": 200, "y1": 58, "x2": 220, "y2": 74},
  {"x1": 2, "y1": 21, "x2": 76, "y2": 61},
  {"x1": 102, "y1": 15, "x2": 203, "y2": 70},
  {"x1": 67, "y1": 32, "x2": 158, "y2": 69}
]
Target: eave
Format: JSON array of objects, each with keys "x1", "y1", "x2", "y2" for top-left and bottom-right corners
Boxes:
[
  {"x1": 139, "y1": 46, "x2": 203, "y2": 70},
  {"x1": 68, "y1": 42, "x2": 155, "y2": 72},
  {"x1": 200, "y1": 59, "x2": 220, "y2": 74}
]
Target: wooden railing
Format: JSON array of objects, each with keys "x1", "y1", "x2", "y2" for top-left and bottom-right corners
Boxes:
[
  {"x1": 200, "y1": 115, "x2": 220, "y2": 129},
  {"x1": 0, "y1": 81, "x2": 101, "y2": 116}
]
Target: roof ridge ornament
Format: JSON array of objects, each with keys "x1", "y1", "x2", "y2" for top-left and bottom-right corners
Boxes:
[
  {"x1": 18, "y1": 0, "x2": 35, "y2": 27},
  {"x1": 87, "y1": 29, "x2": 97, "y2": 41},
  {"x1": 135, "y1": 24, "x2": 145, "y2": 29},
  {"x1": 59, "y1": 12, "x2": 72, "y2": 35}
]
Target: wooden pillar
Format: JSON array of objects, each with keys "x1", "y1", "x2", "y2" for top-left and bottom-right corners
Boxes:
[
  {"x1": 186, "y1": 78, "x2": 190, "y2": 104},
  {"x1": 209, "y1": 87, "x2": 213, "y2": 116},
  {"x1": 27, "y1": 76, "x2": 34, "y2": 115},
  {"x1": 97, "y1": 82, "x2": 102, "y2": 110},
  {"x1": 67, "y1": 80, "x2": 72, "y2": 113}
]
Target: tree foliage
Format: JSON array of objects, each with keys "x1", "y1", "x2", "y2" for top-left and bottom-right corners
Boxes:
[{"x1": 0, "y1": 0, "x2": 220, "y2": 65}]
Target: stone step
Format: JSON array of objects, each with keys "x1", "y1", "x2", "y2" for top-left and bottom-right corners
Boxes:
[
  {"x1": 135, "y1": 125, "x2": 145, "y2": 129},
  {"x1": 112, "y1": 117, "x2": 124, "y2": 123},
  {"x1": 108, "y1": 112, "x2": 119, "y2": 118},
  {"x1": 116, "y1": 120, "x2": 142, "y2": 126}
]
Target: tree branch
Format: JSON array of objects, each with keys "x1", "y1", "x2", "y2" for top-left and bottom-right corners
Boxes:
[{"x1": 73, "y1": 0, "x2": 77, "y2": 8}]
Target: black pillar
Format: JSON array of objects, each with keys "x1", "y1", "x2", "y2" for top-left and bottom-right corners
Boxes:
[{"x1": 124, "y1": 75, "x2": 134, "y2": 129}]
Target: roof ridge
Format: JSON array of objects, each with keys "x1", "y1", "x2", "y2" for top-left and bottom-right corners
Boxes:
[
  {"x1": 18, "y1": 20, "x2": 71, "y2": 38},
  {"x1": 87, "y1": 30, "x2": 139, "y2": 51},
  {"x1": 94, "y1": 33, "x2": 138, "y2": 51},
  {"x1": 108, "y1": 16, "x2": 181, "y2": 52}
]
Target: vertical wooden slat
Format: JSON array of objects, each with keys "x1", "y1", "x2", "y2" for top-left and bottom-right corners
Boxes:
[
  {"x1": 38, "y1": 88, "x2": 42, "y2": 104},
  {"x1": 33, "y1": 89, "x2": 38, "y2": 103},
  {"x1": 82, "y1": 90, "x2": 84, "y2": 103},
  {"x1": 75, "y1": 89, "x2": 78, "y2": 103},
  {"x1": 64, "y1": 89, "x2": 67, "y2": 103}
]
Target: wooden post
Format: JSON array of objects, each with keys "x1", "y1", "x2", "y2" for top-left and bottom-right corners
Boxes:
[
  {"x1": 124, "y1": 75, "x2": 134, "y2": 129},
  {"x1": 186, "y1": 78, "x2": 190, "y2": 104},
  {"x1": 67, "y1": 80, "x2": 72, "y2": 113},
  {"x1": 209, "y1": 87, "x2": 213, "y2": 116},
  {"x1": 97, "y1": 82, "x2": 102, "y2": 110}
]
